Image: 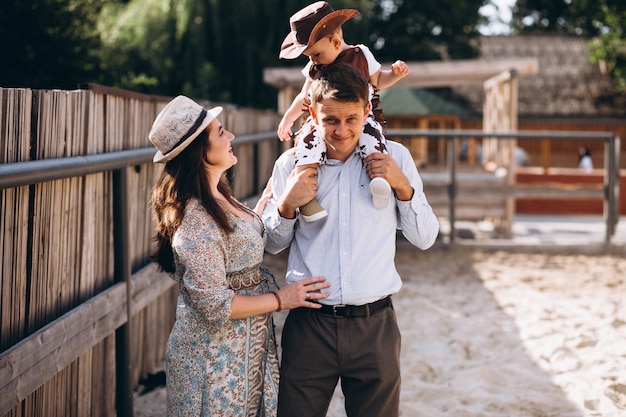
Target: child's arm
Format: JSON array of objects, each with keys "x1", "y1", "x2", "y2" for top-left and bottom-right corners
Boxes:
[
  {"x1": 370, "y1": 60, "x2": 410, "y2": 90},
  {"x1": 277, "y1": 79, "x2": 313, "y2": 141}
]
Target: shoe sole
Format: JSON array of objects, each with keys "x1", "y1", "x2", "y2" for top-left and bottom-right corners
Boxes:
[
  {"x1": 370, "y1": 177, "x2": 391, "y2": 210},
  {"x1": 301, "y1": 209, "x2": 328, "y2": 222}
]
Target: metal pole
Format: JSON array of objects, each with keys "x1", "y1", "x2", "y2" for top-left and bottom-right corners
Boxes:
[
  {"x1": 605, "y1": 135, "x2": 621, "y2": 243},
  {"x1": 447, "y1": 137, "x2": 457, "y2": 244},
  {"x1": 113, "y1": 167, "x2": 134, "y2": 417}
]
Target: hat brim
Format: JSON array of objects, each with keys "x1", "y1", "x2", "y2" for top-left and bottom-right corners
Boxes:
[
  {"x1": 153, "y1": 106, "x2": 223, "y2": 163},
  {"x1": 279, "y1": 9, "x2": 359, "y2": 60},
  {"x1": 309, "y1": 9, "x2": 359, "y2": 47},
  {"x1": 279, "y1": 33, "x2": 308, "y2": 59}
]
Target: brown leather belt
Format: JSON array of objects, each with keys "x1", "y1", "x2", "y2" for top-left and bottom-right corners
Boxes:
[{"x1": 315, "y1": 296, "x2": 392, "y2": 318}]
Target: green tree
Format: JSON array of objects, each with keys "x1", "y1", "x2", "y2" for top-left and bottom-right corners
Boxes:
[
  {"x1": 97, "y1": 0, "x2": 187, "y2": 94},
  {"x1": 587, "y1": 2, "x2": 626, "y2": 92},
  {"x1": 1, "y1": 0, "x2": 498, "y2": 107},
  {"x1": 95, "y1": 0, "x2": 494, "y2": 107},
  {"x1": 367, "y1": 0, "x2": 489, "y2": 61},
  {"x1": 510, "y1": 0, "x2": 604, "y2": 35},
  {"x1": 0, "y1": 0, "x2": 103, "y2": 89},
  {"x1": 97, "y1": 0, "x2": 307, "y2": 107}
]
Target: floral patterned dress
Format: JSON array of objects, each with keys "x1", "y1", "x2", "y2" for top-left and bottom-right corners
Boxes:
[{"x1": 165, "y1": 199, "x2": 279, "y2": 416}]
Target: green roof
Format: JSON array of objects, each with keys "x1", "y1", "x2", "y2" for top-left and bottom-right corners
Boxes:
[{"x1": 378, "y1": 88, "x2": 470, "y2": 116}]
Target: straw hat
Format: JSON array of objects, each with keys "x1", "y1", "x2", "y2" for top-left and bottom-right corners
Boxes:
[
  {"x1": 149, "y1": 95, "x2": 222, "y2": 163},
  {"x1": 280, "y1": 1, "x2": 359, "y2": 59}
]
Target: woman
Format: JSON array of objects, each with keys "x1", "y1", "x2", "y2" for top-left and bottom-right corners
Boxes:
[
  {"x1": 578, "y1": 146, "x2": 593, "y2": 173},
  {"x1": 149, "y1": 95, "x2": 329, "y2": 416}
]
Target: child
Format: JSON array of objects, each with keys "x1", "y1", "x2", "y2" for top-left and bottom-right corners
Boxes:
[{"x1": 278, "y1": 1, "x2": 410, "y2": 222}]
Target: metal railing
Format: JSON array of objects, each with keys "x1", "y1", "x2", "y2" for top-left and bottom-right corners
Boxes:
[
  {"x1": 385, "y1": 129, "x2": 621, "y2": 244},
  {"x1": 1, "y1": 129, "x2": 621, "y2": 244}
]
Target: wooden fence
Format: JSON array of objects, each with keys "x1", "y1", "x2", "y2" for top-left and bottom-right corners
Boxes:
[{"x1": 0, "y1": 85, "x2": 281, "y2": 417}]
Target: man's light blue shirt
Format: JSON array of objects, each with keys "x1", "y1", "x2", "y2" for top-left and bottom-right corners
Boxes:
[{"x1": 263, "y1": 140, "x2": 439, "y2": 306}]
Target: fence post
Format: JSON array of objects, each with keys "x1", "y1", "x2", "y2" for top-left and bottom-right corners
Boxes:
[
  {"x1": 447, "y1": 137, "x2": 457, "y2": 243},
  {"x1": 113, "y1": 167, "x2": 134, "y2": 417},
  {"x1": 604, "y1": 135, "x2": 621, "y2": 244}
]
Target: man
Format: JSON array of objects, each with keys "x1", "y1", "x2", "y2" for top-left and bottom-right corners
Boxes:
[{"x1": 263, "y1": 63, "x2": 439, "y2": 417}]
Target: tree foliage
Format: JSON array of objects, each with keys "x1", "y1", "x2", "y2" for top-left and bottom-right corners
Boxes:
[
  {"x1": 95, "y1": 0, "x2": 488, "y2": 107},
  {"x1": 587, "y1": 2, "x2": 626, "y2": 92},
  {"x1": 1, "y1": 0, "x2": 491, "y2": 107},
  {"x1": 511, "y1": 0, "x2": 598, "y2": 35},
  {"x1": 367, "y1": 0, "x2": 488, "y2": 61},
  {"x1": 0, "y1": 0, "x2": 103, "y2": 90}
]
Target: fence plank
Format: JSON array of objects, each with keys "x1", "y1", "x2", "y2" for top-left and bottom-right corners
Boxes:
[{"x1": 0, "y1": 264, "x2": 174, "y2": 415}]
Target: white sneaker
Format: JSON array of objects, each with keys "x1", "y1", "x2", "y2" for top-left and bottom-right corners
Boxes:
[{"x1": 370, "y1": 177, "x2": 391, "y2": 210}]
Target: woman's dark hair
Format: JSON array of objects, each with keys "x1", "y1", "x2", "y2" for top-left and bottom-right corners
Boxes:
[{"x1": 150, "y1": 128, "x2": 240, "y2": 273}]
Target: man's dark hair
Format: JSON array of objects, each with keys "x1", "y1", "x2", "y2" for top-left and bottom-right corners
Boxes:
[{"x1": 310, "y1": 63, "x2": 369, "y2": 107}]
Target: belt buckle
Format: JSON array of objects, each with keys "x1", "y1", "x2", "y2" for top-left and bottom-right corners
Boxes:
[{"x1": 332, "y1": 304, "x2": 346, "y2": 317}]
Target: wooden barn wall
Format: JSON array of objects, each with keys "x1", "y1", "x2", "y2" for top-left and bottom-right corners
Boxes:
[
  {"x1": 462, "y1": 118, "x2": 626, "y2": 169},
  {"x1": 0, "y1": 87, "x2": 280, "y2": 416},
  {"x1": 462, "y1": 117, "x2": 625, "y2": 215}
]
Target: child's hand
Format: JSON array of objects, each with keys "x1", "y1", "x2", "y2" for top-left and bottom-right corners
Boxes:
[
  {"x1": 391, "y1": 60, "x2": 410, "y2": 79},
  {"x1": 277, "y1": 118, "x2": 294, "y2": 141}
]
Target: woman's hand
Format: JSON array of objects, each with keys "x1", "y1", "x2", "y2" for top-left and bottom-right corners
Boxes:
[
  {"x1": 252, "y1": 179, "x2": 273, "y2": 216},
  {"x1": 277, "y1": 276, "x2": 330, "y2": 310}
]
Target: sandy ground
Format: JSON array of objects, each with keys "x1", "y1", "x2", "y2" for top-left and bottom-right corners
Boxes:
[{"x1": 135, "y1": 244, "x2": 626, "y2": 416}]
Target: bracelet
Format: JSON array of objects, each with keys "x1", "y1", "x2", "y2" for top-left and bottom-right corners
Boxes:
[{"x1": 270, "y1": 291, "x2": 283, "y2": 312}]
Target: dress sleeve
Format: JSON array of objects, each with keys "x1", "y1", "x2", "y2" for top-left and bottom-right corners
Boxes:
[{"x1": 172, "y1": 202, "x2": 234, "y2": 325}]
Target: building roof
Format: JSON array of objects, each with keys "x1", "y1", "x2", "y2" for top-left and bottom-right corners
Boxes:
[
  {"x1": 451, "y1": 34, "x2": 625, "y2": 118},
  {"x1": 379, "y1": 87, "x2": 471, "y2": 116}
]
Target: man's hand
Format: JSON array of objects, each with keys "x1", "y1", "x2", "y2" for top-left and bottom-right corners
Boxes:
[
  {"x1": 277, "y1": 164, "x2": 319, "y2": 218},
  {"x1": 363, "y1": 153, "x2": 413, "y2": 201}
]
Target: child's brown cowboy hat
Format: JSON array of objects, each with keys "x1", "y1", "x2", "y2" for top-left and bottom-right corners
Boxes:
[{"x1": 280, "y1": 1, "x2": 359, "y2": 59}]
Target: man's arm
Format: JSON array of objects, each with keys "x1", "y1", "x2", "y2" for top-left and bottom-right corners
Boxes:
[
  {"x1": 262, "y1": 152, "x2": 319, "y2": 254},
  {"x1": 364, "y1": 143, "x2": 439, "y2": 249}
]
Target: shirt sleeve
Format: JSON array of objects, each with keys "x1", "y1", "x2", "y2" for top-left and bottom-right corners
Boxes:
[
  {"x1": 356, "y1": 44, "x2": 382, "y2": 76},
  {"x1": 390, "y1": 142, "x2": 440, "y2": 249},
  {"x1": 262, "y1": 150, "x2": 298, "y2": 254},
  {"x1": 172, "y1": 202, "x2": 234, "y2": 325},
  {"x1": 302, "y1": 61, "x2": 313, "y2": 81}
]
